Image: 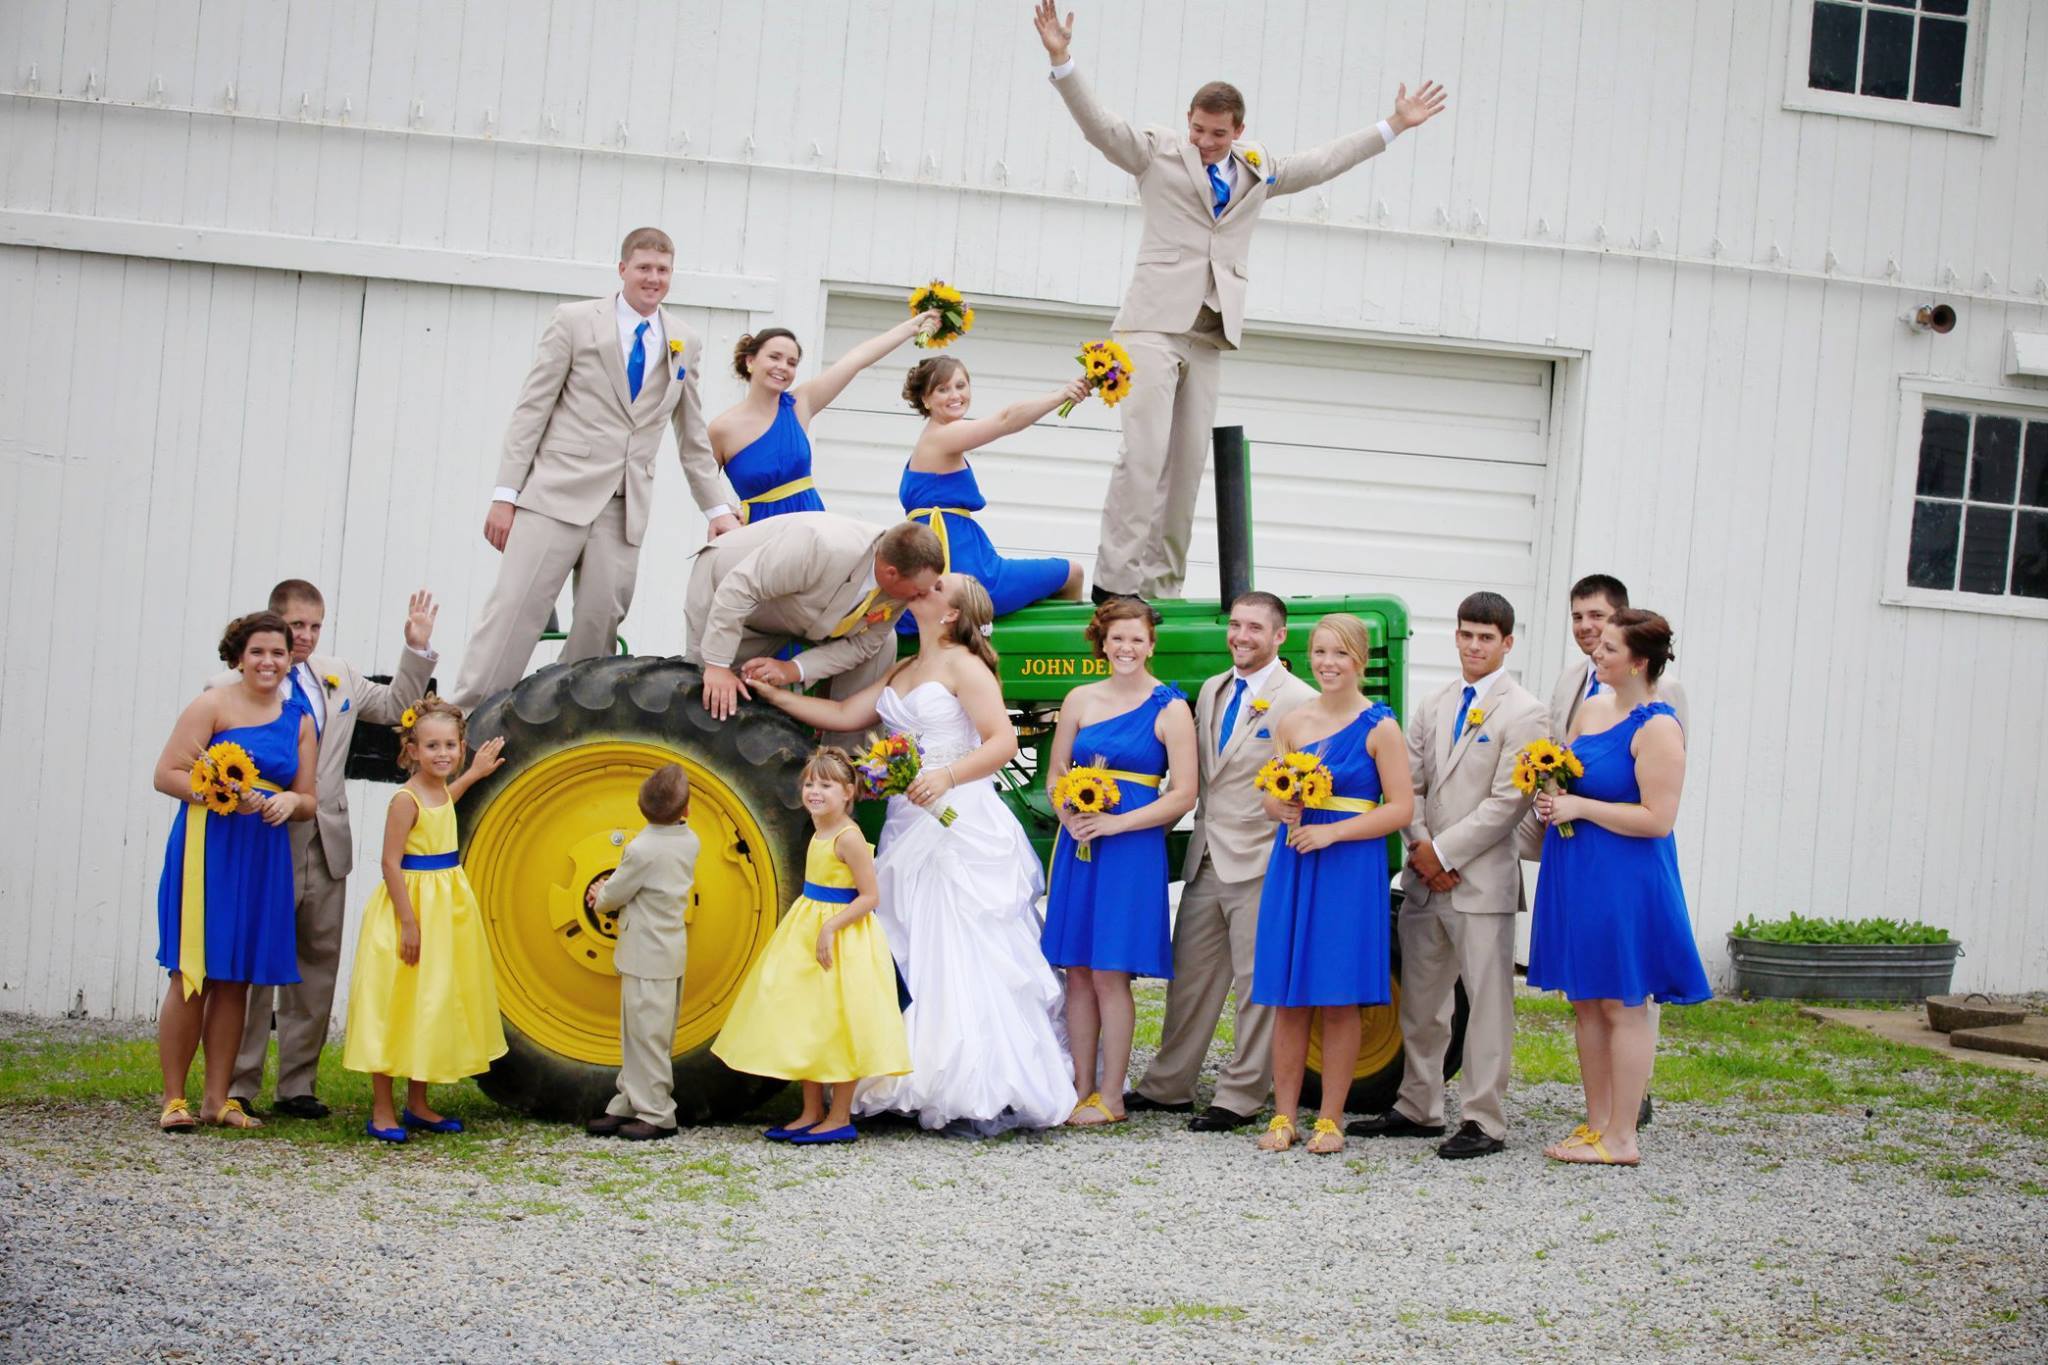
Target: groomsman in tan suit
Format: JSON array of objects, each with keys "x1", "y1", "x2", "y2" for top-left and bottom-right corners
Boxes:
[
  {"x1": 1033, "y1": 2, "x2": 1445, "y2": 600},
  {"x1": 684, "y1": 513, "x2": 945, "y2": 734},
  {"x1": 1128, "y1": 592, "x2": 1316, "y2": 1130},
  {"x1": 452, "y1": 227, "x2": 728, "y2": 711},
  {"x1": 1351, "y1": 592, "x2": 1543, "y2": 1158},
  {"x1": 226, "y1": 579, "x2": 436, "y2": 1118}
]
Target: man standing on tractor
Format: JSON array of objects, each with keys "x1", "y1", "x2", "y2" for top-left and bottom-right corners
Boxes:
[{"x1": 1032, "y1": 1, "x2": 1446, "y2": 602}]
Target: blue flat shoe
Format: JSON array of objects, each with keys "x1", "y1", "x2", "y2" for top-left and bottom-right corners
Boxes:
[
  {"x1": 763, "y1": 1122, "x2": 817, "y2": 1142},
  {"x1": 402, "y1": 1110, "x2": 464, "y2": 1135},
  {"x1": 790, "y1": 1124, "x2": 858, "y2": 1145},
  {"x1": 365, "y1": 1121, "x2": 408, "y2": 1144}
]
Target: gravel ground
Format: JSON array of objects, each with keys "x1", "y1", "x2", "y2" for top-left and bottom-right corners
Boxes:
[{"x1": 2, "y1": 1015, "x2": 2044, "y2": 1363}]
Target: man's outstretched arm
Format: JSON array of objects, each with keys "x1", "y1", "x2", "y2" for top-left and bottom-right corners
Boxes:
[
  {"x1": 1269, "y1": 80, "x2": 1448, "y2": 197},
  {"x1": 1034, "y1": 2, "x2": 1151, "y2": 175}
]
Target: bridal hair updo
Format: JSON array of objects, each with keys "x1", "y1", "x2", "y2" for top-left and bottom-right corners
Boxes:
[
  {"x1": 940, "y1": 574, "x2": 1000, "y2": 674},
  {"x1": 902, "y1": 355, "x2": 967, "y2": 415},
  {"x1": 1084, "y1": 596, "x2": 1158, "y2": 661},
  {"x1": 218, "y1": 611, "x2": 293, "y2": 666},
  {"x1": 733, "y1": 328, "x2": 802, "y2": 381},
  {"x1": 1607, "y1": 609, "x2": 1675, "y2": 682}
]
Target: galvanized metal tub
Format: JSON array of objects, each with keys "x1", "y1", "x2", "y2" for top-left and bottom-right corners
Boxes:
[{"x1": 1726, "y1": 936, "x2": 1961, "y2": 1003}]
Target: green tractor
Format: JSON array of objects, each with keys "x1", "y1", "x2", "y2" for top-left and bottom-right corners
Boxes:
[{"x1": 433, "y1": 431, "x2": 1465, "y2": 1123}]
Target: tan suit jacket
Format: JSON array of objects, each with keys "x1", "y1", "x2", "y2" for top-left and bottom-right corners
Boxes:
[
  {"x1": 208, "y1": 650, "x2": 434, "y2": 878},
  {"x1": 597, "y1": 822, "x2": 700, "y2": 980},
  {"x1": 496, "y1": 296, "x2": 720, "y2": 545},
  {"x1": 1401, "y1": 675, "x2": 1546, "y2": 915},
  {"x1": 683, "y1": 512, "x2": 903, "y2": 682},
  {"x1": 1548, "y1": 656, "x2": 1690, "y2": 739},
  {"x1": 1182, "y1": 664, "x2": 1319, "y2": 883},
  {"x1": 1051, "y1": 69, "x2": 1389, "y2": 347}
]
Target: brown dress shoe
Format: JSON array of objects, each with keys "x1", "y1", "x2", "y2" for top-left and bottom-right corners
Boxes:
[
  {"x1": 585, "y1": 1113, "x2": 631, "y2": 1137},
  {"x1": 618, "y1": 1119, "x2": 678, "y2": 1142}
]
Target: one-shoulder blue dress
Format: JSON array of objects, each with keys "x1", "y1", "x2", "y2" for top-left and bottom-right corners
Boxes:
[
  {"x1": 728, "y1": 391, "x2": 826, "y2": 522},
  {"x1": 155, "y1": 703, "x2": 304, "y2": 986},
  {"x1": 1041, "y1": 684, "x2": 1186, "y2": 977},
  {"x1": 1527, "y1": 702, "x2": 1711, "y2": 1006},
  {"x1": 1251, "y1": 702, "x2": 1396, "y2": 1008},
  {"x1": 897, "y1": 463, "x2": 1071, "y2": 635}
]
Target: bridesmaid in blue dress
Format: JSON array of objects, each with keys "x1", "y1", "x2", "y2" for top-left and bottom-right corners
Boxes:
[
  {"x1": 708, "y1": 311, "x2": 942, "y2": 529},
  {"x1": 895, "y1": 357, "x2": 1088, "y2": 630},
  {"x1": 1251, "y1": 614, "x2": 1415, "y2": 1155},
  {"x1": 1043, "y1": 597, "x2": 1198, "y2": 1125},
  {"x1": 1528, "y1": 609, "x2": 1708, "y2": 1168},
  {"x1": 149, "y1": 612, "x2": 316, "y2": 1132}
]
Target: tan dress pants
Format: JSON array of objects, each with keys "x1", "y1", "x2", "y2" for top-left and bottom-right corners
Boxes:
[
  {"x1": 1135, "y1": 858, "x2": 1274, "y2": 1116},
  {"x1": 451, "y1": 498, "x2": 638, "y2": 711},
  {"x1": 607, "y1": 973, "x2": 682, "y2": 1129},
  {"x1": 1094, "y1": 315, "x2": 1226, "y2": 598},
  {"x1": 232, "y1": 831, "x2": 346, "y2": 1100},
  {"x1": 1394, "y1": 899, "x2": 1517, "y2": 1140}
]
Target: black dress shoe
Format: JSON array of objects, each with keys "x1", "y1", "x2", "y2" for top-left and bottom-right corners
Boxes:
[
  {"x1": 1188, "y1": 1105, "x2": 1257, "y2": 1132},
  {"x1": 618, "y1": 1119, "x2": 678, "y2": 1141},
  {"x1": 1122, "y1": 1091, "x2": 1193, "y2": 1115},
  {"x1": 271, "y1": 1094, "x2": 329, "y2": 1120},
  {"x1": 1344, "y1": 1109, "x2": 1445, "y2": 1139},
  {"x1": 1436, "y1": 1120, "x2": 1506, "y2": 1160},
  {"x1": 1638, "y1": 1091, "x2": 1654, "y2": 1128},
  {"x1": 585, "y1": 1113, "x2": 631, "y2": 1137}
]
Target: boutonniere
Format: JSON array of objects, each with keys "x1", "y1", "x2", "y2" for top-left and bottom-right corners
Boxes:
[
  {"x1": 1466, "y1": 707, "x2": 1487, "y2": 731},
  {"x1": 668, "y1": 337, "x2": 686, "y2": 380},
  {"x1": 322, "y1": 673, "x2": 341, "y2": 691},
  {"x1": 1236, "y1": 142, "x2": 1275, "y2": 185},
  {"x1": 1249, "y1": 698, "x2": 1271, "y2": 717},
  {"x1": 863, "y1": 608, "x2": 891, "y2": 627}
]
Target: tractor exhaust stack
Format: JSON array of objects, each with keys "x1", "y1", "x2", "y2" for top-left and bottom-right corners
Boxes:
[{"x1": 1213, "y1": 424, "x2": 1253, "y2": 609}]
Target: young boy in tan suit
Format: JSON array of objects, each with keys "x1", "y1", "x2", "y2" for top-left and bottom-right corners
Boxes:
[{"x1": 586, "y1": 765, "x2": 701, "y2": 1141}]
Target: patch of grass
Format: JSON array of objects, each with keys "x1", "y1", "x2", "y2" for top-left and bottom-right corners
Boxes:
[
  {"x1": 1443, "y1": 1308, "x2": 1513, "y2": 1325},
  {"x1": 1130, "y1": 1302, "x2": 1246, "y2": 1326}
]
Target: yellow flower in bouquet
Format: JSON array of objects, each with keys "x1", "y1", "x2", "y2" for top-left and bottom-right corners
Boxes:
[
  {"x1": 909, "y1": 280, "x2": 973, "y2": 349},
  {"x1": 1052, "y1": 764, "x2": 1123, "y2": 861},
  {"x1": 1059, "y1": 339, "x2": 1136, "y2": 417},
  {"x1": 190, "y1": 741, "x2": 262, "y2": 815},
  {"x1": 209, "y1": 741, "x2": 257, "y2": 790},
  {"x1": 1512, "y1": 738, "x2": 1583, "y2": 837},
  {"x1": 1255, "y1": 751, "x2": 1330, "y2": 804}
]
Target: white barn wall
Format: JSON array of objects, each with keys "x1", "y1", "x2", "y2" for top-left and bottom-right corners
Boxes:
[{"x1": 2, "y1": 0, "x2": 2045, "y2": 1013}]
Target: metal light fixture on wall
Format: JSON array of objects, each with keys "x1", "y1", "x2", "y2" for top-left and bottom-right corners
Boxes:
[{"x1": 1907, "y1": 304, "x2": 1957, "y2": 334}]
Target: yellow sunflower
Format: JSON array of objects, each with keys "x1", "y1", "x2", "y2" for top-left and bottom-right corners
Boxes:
[
  {"x1": 1562, "y1": 750, "x2": 1585, "y2": 779},
  {"x1": 204, "y1": 783, "x2": 240, "y2": 815},
  {"x1": 399, "y1": 707, "x2": 419, "y2": 732},
  {"x1": 1298, "y1": 769, "x2": 1334, "y2": 807},
  {"x1": 189, "y1": 756, "x2": 218, "y2": 798},
  {"x1": 1283, "y1": 751, "x2": 1322, "y2": 773},
  {"x1": 1255, "y1": 757, "x2": 1303, "y2": 802},
  {"x1": 1511, "y1": 761, "x2": 1538, "y2": 795},
  {"x1": 207, "y1": 742, "x2": 258, "y2": 790},
  {"x1": 1527, "y1": 741, "x2": 1565, "y2": 773}
]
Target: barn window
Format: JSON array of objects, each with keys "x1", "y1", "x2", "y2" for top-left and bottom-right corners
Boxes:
[
  {"x1": 1785, "y1": 0, "x2": 1989, "y2": 133},
  {"x1": 1888, "y1": 393, "x2": 2048, "y2": 619}
]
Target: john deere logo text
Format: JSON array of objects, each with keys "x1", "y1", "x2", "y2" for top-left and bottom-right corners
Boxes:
[{"x1": 1018, "y1": 657, "x2": 1110, "y2": 677}]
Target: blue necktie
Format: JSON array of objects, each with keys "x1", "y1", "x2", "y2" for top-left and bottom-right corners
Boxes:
[
  {"x1": 1216, "y1": 677, "x2": 1248, "y2": 753},
  {"x1": 1452, "y1": 684, "x2": 1477, "y2": 743},
  {"x1": 293, "y1": 666, "x2": 322, "y2": 739},
  {"x1": 1206, "y1": 162, "x2": 1230, "y2": 218},
  {"x1": 1587, "y1": 674, "x2": 1602, "y2": 698},
  {"x1": 627, "y1": 319, "x2": 648, "y2": 400}
]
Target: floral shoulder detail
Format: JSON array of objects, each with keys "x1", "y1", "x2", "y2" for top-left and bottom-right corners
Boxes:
[{"x1": 1150, "y1": 682, "x2": 1191, "y2": 708}]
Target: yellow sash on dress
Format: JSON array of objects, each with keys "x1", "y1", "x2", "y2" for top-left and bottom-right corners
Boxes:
[
  {"x1": 1311, "y1": 795, "x2": 1378, "y2": 813},
  {"x1": 179, "y1": 778, "x2": 283, "y2": 999},
  {"x1": 744, "y1": 476, "x2": 815, "y2": 506},
  {"x1": 906, "y1": 506, "x2": 975, "y2": 573}
]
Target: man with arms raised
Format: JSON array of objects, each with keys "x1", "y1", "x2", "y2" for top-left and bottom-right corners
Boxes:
[
  {"x1": 1128, "y1": 591, "x2": 1316, "y2": 1131},
  {"x1": 452, "y1": 227, "x2": 729, "y2": 711},
  {"x1": 1033, "y1": 1, "x2": 1445, "y2": 602},
  {"x1": 1352, "y1": 592, "x2": 1544, "y2": 1158}
]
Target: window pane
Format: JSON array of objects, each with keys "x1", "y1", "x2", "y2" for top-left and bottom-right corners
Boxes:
[
  {"x1": 1914, "y1": 17, "x2": 1967, "y2": 107},
  {"x1": 1908, "y1": 499, "x2": 1961, "y2": 589},
  {"x1": 1861, "y1": 9, "x2": 1915, "y2": 99},
  {"x1": 1970, "y1": 415, "x2": 2021, "y2": 503},
  {"x1": 1869, "y1": 0, "x2": 1913, "y2": 7},
  {"x1": 2012, "y1": 511, "x2": 2048, "y2": 599},
  {"x1": 1959, "y1": 506, "x2": 2013, "y2": 594},
  {"x1": 1923, "y1": 0, "x2": 1969, "y2": 15},
  {"x1": 1810, "y1": 2, "x2": 1863, "y2": 93},
  {"x1": 1917, "y1": 409, "x2": 1969, "y2": 496},
  {"x1": 2021, "y1": 423, "x2": 2048, "y2": 509}
]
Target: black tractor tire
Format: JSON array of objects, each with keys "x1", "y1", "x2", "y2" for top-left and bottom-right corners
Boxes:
[
  {"x1": 457, "y1": 655, "x2": 814, "y2": 1124},
  {"x1": 1300, "y1": 901, "x2": 1472, "y2": 1115}
]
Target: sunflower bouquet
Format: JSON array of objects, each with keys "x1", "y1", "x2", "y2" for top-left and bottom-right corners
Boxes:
[
  {"x1": 908, "y1": 280, "x2": 973, "y2": 349},
  {"x1": 188, "y1": 740, "x2": 261, "y2": 816},
  {"x1": 1051, "y1": 762, "x2": 1123, "y2": 861},
  {"x1": 1511, "y1": 738, "x2": 1586, "y2": 838},
  {"x1": 855, "y1": 731, "x2": 957, "y2": 826},
  {"x1": 1058, "y1": 339, "x2": 1134, "y2": 417},
  {"x1": 1253, "y1": 751, "x2": 1335, "y2": 808}
]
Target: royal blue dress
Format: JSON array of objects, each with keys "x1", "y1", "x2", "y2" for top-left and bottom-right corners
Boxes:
[
  {"x1": 896, "y1": 464, "x2": 1071, "y2": 635},
  {"x1": 1251, "y1": 703, "x2": 1396, "y2": 1008},
  {"x1": 1527, "y1": 702, "x2": 1711, "y2": 1006},
  {"x1": 727, "y1": 391, "x2": 825, "y2": 521},
  {"x1": 1041, "y1": 684, "x2": 1186, "y2": 977},
  {"x1": 154, "y1": 703, "x2": 304, "y2": 987}
]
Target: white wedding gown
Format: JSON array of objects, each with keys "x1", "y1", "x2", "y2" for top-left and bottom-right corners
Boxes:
[{"x1": 853, "y1": 682, "x2": 1078, "y2": 1134}]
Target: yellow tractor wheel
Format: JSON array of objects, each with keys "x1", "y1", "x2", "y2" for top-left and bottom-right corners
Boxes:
[{"x1": 458, "y1": 656, "x2": 814, "y2": 1123}]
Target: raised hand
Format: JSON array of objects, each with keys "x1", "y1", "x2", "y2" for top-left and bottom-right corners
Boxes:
[
  {"x1": 1390, "y1": 81, "x2": 1448, "y2": 133},
  {"x1": 1032, "y1": 1, "x2": 1074, "y2": 63},
  {"x1": 403, "y1": 589, "x2": 439, "y2": 650},
  {"x1": 913, "y1": 309, "x2": 943, "y2": 339},
  {"x1": 466, "y1": 735, "x2": 506, "y2": 782}
]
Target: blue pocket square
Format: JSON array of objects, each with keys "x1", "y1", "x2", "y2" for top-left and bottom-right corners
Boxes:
[
  {"x1": 1475, "y1": 733, "x2": 1489, "y2": 743},
  {"x1": 676, "y1": 365, "x2": 687, "y2": 381},
  {"x1": 1254, "y1": 727, "x2": 1271, "y2": 740},
  {"x1": 339, "y1": 698, "x2": 350, "y2": 714}
]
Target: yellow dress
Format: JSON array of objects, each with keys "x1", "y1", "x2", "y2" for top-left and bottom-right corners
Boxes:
[
  {"x1": 711, "y1": 829, "x2": 911, "y2": 1083},
  {"x1": 342, "y1": 791, "x2": 508, "y2": 1083}
]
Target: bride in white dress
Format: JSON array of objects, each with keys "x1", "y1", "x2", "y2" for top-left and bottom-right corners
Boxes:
[{"x1": 750, "y1": 573, "x2": 1076, "y2": 1133}]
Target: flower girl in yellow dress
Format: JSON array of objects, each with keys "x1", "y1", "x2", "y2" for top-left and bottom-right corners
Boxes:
[
  {"x1": 712, "y1": 748, "x2": 911, "y2": 1145},
  {"x1": 343, "y1": 697, "x2": 508, "y2": 1143}
]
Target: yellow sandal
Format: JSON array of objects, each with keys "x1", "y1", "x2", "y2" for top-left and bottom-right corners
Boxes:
[
  {"x1": 1256, "y1": 1114, "x2": 1297, "y2": 1152},
  {"x1": 158, "y1": 1098, "x2": 196, "y2": 1134},
  {"x1": 1066, "y1": 1092, "x2": 1126, "y2": 1126},
  {"x1": 1305, "y1": 1118, "x2": 1345, "y2": 1155},
  {"x1": 206, "y1": 1097, "x2": 262, "y2": 1130}
]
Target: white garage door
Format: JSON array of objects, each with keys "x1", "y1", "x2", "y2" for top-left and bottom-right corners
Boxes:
[{"x1": 808, "y1": 294, "x2": 1552, "y2": 690}]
